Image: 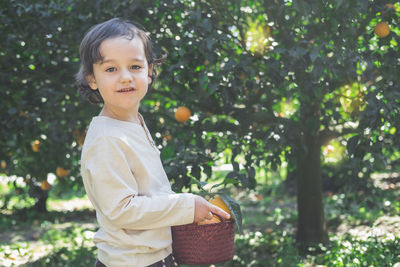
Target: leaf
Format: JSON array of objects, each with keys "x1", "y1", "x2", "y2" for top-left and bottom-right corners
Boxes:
[
  {"x1": 289, "y1": 47, "x2": 307, "y2": 58},
  {"x1": 223, "y1": 178, "x2": 240, "y2": 185},
  {"x1": 293, "y1": 1, "x2": 310, "y2": 16},
  {"x1": 336, "y1": 0, "x2": 343, "y2": 9},
  {"x1": 188, "y1": 176, "x2": 207, "y2": 193},
  {"x1": 161, "y1": 145, "x2": 175, "y2": 161},
  {"x1": 206, "y1": 37, "x2": 215, "y2": 50},
  {"x1": 8, "y1": 108, "x2": 17, "y2": 115},
  {"x1": 210, "y1": 182, "x2": 224, "y2": 192},
  {"x1": 310, "y1": 48, "x2": 319, "y2": 62},
  {"x1": 218, "y1": 193, "x2": 243, "y2": 234},
  {"x1": 190, "y1": 165, "x2": 201, "y2": 179},
  {"x1": 203, "y1": 163, "x2": 212, "y2": 177},
  {"x1": 347, "y1": 135, "x2": 360, "y2": 156}
]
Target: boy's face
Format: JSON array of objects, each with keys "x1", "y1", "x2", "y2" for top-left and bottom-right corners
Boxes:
[{"x1": 87, "y1": 36, "x2": 153, "y2": 118}]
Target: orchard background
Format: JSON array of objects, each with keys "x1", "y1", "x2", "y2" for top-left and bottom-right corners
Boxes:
[{"x1": 1, "y1": 0, "x2": 400, "y2": 266}]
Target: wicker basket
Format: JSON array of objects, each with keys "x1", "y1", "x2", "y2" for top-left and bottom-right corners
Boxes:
[{"x1": 172, "y1": 216, "x2": 235, "y2": 265}]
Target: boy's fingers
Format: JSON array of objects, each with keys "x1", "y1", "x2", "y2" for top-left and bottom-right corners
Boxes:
[{"x1": 210, "y1": 205, "x2": 231, "y2": 219}]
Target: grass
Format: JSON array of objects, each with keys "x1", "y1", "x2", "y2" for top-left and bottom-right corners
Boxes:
[{"x1": 1, "y1": 170, "x2": 400, "y2": 266}]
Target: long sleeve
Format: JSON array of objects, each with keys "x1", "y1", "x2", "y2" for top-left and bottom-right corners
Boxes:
[
  {"x1": 80, "y1": 116, "x2": 196, "y2": 266},
  {"x1": 82, "y1": 136, "x2": 195, "y2": 230}
]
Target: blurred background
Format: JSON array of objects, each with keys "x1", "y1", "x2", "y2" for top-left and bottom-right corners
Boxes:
[{"x1": 1, "y1": 0, "x2": 400, "y2": 266}]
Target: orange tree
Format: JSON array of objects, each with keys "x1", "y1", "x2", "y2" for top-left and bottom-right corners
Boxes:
[
  {"x1": 0, "y1": 0, "x2": 99, "y2": 211},
  {"x1": 146, "y1": 0, "x2": 400, "y2": 245},
  {"x1": 1, "y1": 0, "x2": 400, "y2": 246}
]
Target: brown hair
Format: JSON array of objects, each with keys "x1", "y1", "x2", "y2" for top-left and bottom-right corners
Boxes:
[{"x1": 75, "y1": 18, "x2": 165, "y2": 104}]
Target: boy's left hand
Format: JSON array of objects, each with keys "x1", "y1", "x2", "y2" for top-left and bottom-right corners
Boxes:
[{"x1": 193, "y1": 195, "x2": 231, "y2": 223}]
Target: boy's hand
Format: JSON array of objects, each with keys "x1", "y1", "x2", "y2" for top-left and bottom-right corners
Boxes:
[{"x1": 193, "y1": 195, "x2": 231, "y2": 223}]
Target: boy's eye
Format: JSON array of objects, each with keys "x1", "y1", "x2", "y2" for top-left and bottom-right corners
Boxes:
[
  {"x1": 130, "y1": 65, "x2": 141, "y2": 70},
  {"x1": 105, "y1": 67, "x2": 116, "y2": 72}
]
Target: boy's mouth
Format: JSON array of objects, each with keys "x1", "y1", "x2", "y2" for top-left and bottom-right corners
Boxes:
[{"x1": 117, "y1": 87, "x2": 135, "y2": 93}]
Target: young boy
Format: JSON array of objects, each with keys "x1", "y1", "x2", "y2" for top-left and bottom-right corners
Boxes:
[{"x1": 76, "y1": 18, "x2": 230, "y2": 267}]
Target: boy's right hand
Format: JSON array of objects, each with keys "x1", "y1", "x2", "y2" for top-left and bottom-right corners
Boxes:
[{"x1": 193, "y1": 195, "x2": 231, "y2": 223}]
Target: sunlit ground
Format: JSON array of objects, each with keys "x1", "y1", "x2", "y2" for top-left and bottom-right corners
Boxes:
[{"x1": 1, "y1": 169, "x2": 400, "y2": 266}]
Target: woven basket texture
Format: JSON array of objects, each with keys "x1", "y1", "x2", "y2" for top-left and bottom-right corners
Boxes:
[{"x1": 172, "y1": 219, "x2": 235, "y2": 265}]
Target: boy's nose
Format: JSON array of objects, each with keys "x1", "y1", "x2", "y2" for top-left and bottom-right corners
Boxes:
[{"x1": 120, "y1": 68, "x2": 133, "y2": 83}]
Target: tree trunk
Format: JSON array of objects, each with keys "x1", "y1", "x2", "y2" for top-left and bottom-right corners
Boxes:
[
  {"x1": 34, "y1": 190, "x2": 48, "y2": 213},
  {"x1": 296, "y1": 131, "x2": 328, "y2": 245}
]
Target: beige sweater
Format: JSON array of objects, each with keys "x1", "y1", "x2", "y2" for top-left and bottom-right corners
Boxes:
[{"x1": 80, "y1": 116, "x2": 195, "y2": 267}]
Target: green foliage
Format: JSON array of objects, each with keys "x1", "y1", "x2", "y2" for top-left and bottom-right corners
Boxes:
[
  {"x1": 23, "y1": 226, "x2": 97, "y2": 267},
  {"x1": 1, "y1": 172, "x2": 400, "y2": 266},
  {"x1": 23, "y1": 246, "x2": 96, "y2": 267},
  {"x1": 1, "y1": 0, "x2": 400, "y2": 246}
]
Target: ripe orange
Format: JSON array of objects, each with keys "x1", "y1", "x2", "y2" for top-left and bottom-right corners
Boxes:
[
  {"x1": 41, "y1": 180, "x2": 51, "y2": 191},
  {"x1": 197, "y1": 215, "x2": 221, "y2": 225},
  {"x1": 198, "y1": 195, "x2": 233, "y2": 225},
  {"x1": 265, "y1": 228, "x2": 273, "y2": 234},
  {"x1": 385, "y1": 3, "x2": 395, "y2": 9},
  {"x1": 1, "y1": 160, "x2": 6, "y2": 169},
  {"x1": 174, "y1": 106, "x2": 191, "y2": 122},
  {"x1": 374, "y1": 22, "x2": 390, "y2": 38},
  {"x1": 209, "y1": 195, "x2": 233, "y2": 217},
  {"x1": 56, "y1": 167, "x2": 69, "y2": 177},
  {"x1": 31, "y1": 140, "x2": 41, "y2": 152}
]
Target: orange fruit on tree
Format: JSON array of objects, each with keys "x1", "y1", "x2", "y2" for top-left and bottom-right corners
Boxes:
[
  {"x1": 41, "y1": 180, "x2": 51, "y2": 191},
  {"x1": 174, "y1": 106, "x2": 191, "y2": 122},
  {"x1": 1, "y1": 160, "x2": 6, "y2": 169},
  {"x1": 56, "y1": 167, "x2": 69, "y2": 177},
  {"x1": 31, "y1": 140, "x2": 41, "y2": 152},
  {"x1": 265, "y1": 228, "x2": 273, "y2": 234},
  {"x1": 374, "y1": 22, "x2": 390, "y2": 38},
  {"x1": 163, "y1": 135, "x2": 172, "y2": 141},
  {"x1": 382, "y1": 4, "x2": 396, "y2": 16},
  {"x1": 385, "y1": 3, "x2": 395, "y2": 9}
]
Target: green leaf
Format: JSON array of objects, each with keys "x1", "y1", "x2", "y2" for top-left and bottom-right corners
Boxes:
[
  {"x1": 310, "y1": 48, "x2": 319, "y2": 62},
  {"x1": 293, "y1": 1, "x2": 310, "y2": 16},
  {"x1": 188, "y1": 176, "x2": 208, "y2": 194},
  {"x1": 336, "y1": 0, "x2": 343, "y2": 9},
  {"x1": 347, "y1": 135, "x2": 360, "y2": 156},
  {"x1": 161, "y1": 145, "x2": 175, "y2": 161},
  {"x1": 289, "y1": 47, "x2": 307, "y2": 58},
  {"x1": 218, "y1": 193, "x2": 243, "y2": 234}
]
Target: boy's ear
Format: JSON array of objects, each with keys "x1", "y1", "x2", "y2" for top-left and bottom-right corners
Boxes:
[
  {"x1": 148, "y1": 64, "x2": 154, "y2": 84},
  {"x1": 86, "y1": 75, "x2": 98, "y2": 90}
]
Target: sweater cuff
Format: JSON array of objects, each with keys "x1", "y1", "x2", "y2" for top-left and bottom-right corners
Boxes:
[{"x1": 173, "y1": 193, "x2": 196, "y2": 225}]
